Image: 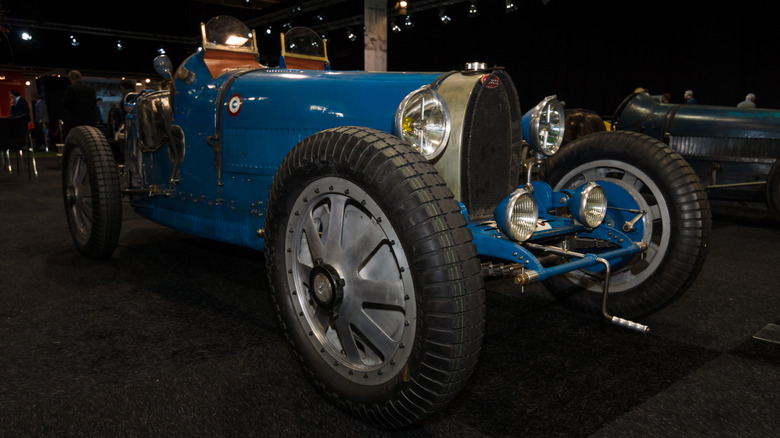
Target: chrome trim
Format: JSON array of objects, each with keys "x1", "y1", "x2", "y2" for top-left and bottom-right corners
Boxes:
[
  {"x1": 528, "y1": 95, "x2": 565, "y2": 156},
  {"x1": 395, "y1": 86, "x2": 452, "y2": 160}
]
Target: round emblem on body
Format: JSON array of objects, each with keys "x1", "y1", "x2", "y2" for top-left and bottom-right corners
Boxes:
[{"x1": 227, "y1": 94, "x2": 243, "y2": 116}]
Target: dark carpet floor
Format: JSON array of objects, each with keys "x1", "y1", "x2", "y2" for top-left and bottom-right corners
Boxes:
[{"x1": 2, "y1": 156, "x2": 779, "y2": 437}]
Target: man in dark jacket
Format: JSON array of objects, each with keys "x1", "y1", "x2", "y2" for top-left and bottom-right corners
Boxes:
[
  {"x1": 62, "y1": 70, "x2": 98, "y2": 135},
  {"x1": 10, "y1": 89, "x2": 30, "y2": 124}
]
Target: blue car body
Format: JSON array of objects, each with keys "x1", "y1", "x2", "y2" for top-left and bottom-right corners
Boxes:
[
  {"x1": 125, "y1": 56, "x2": 645, "y2": 281},
  {"x1": 128, "y1": 68, "x2": 439, "y2": 249}
]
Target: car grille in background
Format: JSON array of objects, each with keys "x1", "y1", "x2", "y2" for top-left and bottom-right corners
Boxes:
[{"x1": 459, "y1": 70, "x2": 523, "y2": 220}]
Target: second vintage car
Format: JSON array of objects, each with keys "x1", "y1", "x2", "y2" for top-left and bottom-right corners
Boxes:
[
  {"x1": 61, "y1": 16, "x2": 711, "y2": 428},
  {"x1": 568, "y1": 91, "x2": 780, "y2": 220}
]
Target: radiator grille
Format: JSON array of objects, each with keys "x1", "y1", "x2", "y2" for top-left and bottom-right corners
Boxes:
[{"x1": 460, "y1": 70, "x2": 522, "y2": 220}]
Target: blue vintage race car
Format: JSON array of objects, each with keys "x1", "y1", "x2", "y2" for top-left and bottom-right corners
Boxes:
[
  {"x1": 612, "y1": 92, "x2": 780, "y2": 220},
  {"x1": 61, "y1": 16, "x2": 711, "y2": 428},
  {"x1": 565, "y1": 92, "x2": 780, "y2": 220}
]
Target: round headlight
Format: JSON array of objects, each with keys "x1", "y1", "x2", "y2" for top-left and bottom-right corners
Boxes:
[
  {"x1": 395, "y1": 86, "x2": 451, "y2": 160},
  {"x1": 528, "y1": 96, "x2": 565, "y2": 156},
  {"x1": 568, "y1": 182, "x2": 607, "y2": 228},
  {"x1": 497, "y1": 189, "x2": 538, "y2": 242}
]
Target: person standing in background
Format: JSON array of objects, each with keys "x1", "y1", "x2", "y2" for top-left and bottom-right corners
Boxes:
[
  {"x1": 737, "y1": 93, "x2": 756, "y2": 109},
  {"x1": 684, "y1": 90, "x2": 698, "y2": 104},
  {"x1": 10, "y1": 89, "x2": 30, "y2": 123},
  {"x1": 33, "y1": 93, "x2": 49, "y2": 150},
  {"x1": 62, "y1": 70, "x2": 98, "y2": 136}
]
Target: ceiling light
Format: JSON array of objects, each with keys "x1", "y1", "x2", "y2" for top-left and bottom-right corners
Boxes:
[
  {"x1": 506, "y1": 0, "x2": 518, "y2": 12},
  {"x1": 70, "y1": 35, "x2": 79, "y2": 46},
  {"x1": 438, "y1": 8, "x2": 451, "y2": 24},
  {"x1": 116, "y1": 39, "x2": 124, "y2": 51},
  {"x1": 468, "y1": 1, "x2": 479, "y2": 18},
  {"x1": 394, "y1": 1, "x2": 407, "y2": 15},
  {"x1": 225, "y1": 35, "x2": 249, "y2": 46},
  {"x1": 391, "y1": 18, "x2": 402, "y2": 33},
  {"x1": 404, "y1": 15, "x2": 414, "y2": 29},
  {"x1": 20, "y1": 32, "x2": 32, "y2": 41},
  {"x1": 347, "y1": 27, "x2": 357, "y2": 42}
]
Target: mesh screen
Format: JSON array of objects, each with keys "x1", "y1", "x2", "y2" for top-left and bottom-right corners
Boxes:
[{"x1": 460, "y1": 70, "x2": 522, "y2": 220}]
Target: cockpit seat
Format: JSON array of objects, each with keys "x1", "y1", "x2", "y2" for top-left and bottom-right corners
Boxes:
[{"x1": 204, "y1": 50, "x2": 263, "y2": 78}]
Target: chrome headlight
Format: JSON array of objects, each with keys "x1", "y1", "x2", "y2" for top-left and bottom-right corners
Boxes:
[
  {"x1": 527, "y1": 95, "x2": 565, "y2": 156},
  {"x1": 495, "y1": 188, "x2": 538, "y2": 242},
  {"x1": 567, "y1": 182, "x2": 607, "y2": 228},
  {"x1": 395, "y1": 86, "x2": 451, "y2": 160}
]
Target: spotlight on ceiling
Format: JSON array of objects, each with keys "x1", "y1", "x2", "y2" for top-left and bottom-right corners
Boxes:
[
  {"x1": 347, "y1": 27, "x2": 357, "y2": 42},
  {"x1": 404, "y1": 15, "x2": 414, "y2": 29},
  {"x1": 439, "y1": 8, "x2": 451, "y2": 24},
  {"x1": 505, "y1": 0, "x2": 518, "y2": 12},
  {"x1": 20, "y1": 31, "x2": 33, "y2": 41},
  {"x1": 394, "y1": 0, "x2": 408, "y2": 15},
  {"x1": 116, "y1": 39, "x2": 124, "y2": 51},
  {"x1": 391, "y1": 18, "x2": 402, "y2": 33},
  {"x1": 265, "y1": 25, "x2": 273, "y2": 35},
  {"x1": 70, "y1": 35, "x2": 79, "y2": 46},
  {"x1": 468, "y1": 1, "x2": 479, "y2": 18}
]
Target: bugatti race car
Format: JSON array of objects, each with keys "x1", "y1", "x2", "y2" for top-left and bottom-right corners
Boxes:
[
  {"x1": 61, "y1": 16, "x2": 711, "y2": 428},
  {"x1": 568, "y1": 91, "x2": 780, "y2": 220}
]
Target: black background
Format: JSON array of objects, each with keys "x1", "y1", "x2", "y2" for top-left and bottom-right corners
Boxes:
[{"x1": 1, "y1": 0, "x2": 776, "y2": 116}]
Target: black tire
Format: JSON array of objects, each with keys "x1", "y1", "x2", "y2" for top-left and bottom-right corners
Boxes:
[
  {"x1": 766, "y1": 159, "x2": 780, "y2": 221},
  {"x1": 62, "y1": 126, "x2": 122, "y2": 259},
  {"x1": 265, "y1": 127, "x2": 484, "y2": 428},
  {"x1": 540, "y1": 131, "x2": 711, "y2": 318}
]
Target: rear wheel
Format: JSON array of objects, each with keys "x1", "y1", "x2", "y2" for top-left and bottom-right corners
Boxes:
[
  {"x1": 541, "y1": 131, "x2": 711, "y2": 318},
  {"x1": 62, "y1": 126, "x2": 122, "y2": 259},
  {"x1": 265, "y1": 127, "x2": 484, "y2": 428}
]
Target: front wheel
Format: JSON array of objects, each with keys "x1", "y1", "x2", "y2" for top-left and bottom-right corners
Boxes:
[
  {"x1": 62, "y1": 126, "x2": 122, "y2": 259},
  {"x1": 541, "y1": 131, "x2": 711, "y2": 318},
  {"x1": 265, "y1": 127, "x2": 484, "y2": 428}
]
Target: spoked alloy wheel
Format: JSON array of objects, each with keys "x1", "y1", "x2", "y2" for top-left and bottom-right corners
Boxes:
[
  {"x1": 64, "y1": 146, "x2": 93, "y2": 244},
  {"x1": 62, "y1": 126, "x2": 122, "y2": 259},
  {"x1": 554, "y1": 160, "x2": 668, "y2": 292},
  {"x1": 286, "y1": 176, "x2": 416, "y2": 382},
  {"x1": 542, "y1": 131, "x2": 711, "y2": 318},
  {"x1": 265, "y1": 127, "x2": 484, "y2": 428}
]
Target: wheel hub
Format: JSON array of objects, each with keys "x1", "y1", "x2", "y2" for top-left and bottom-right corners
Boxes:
[
  {"x1": 308, "y1": 259, "x2": 344, "y2": 311},
  {"x1": 66, "y1": 185, "x2": 76, "y2": 204}
]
